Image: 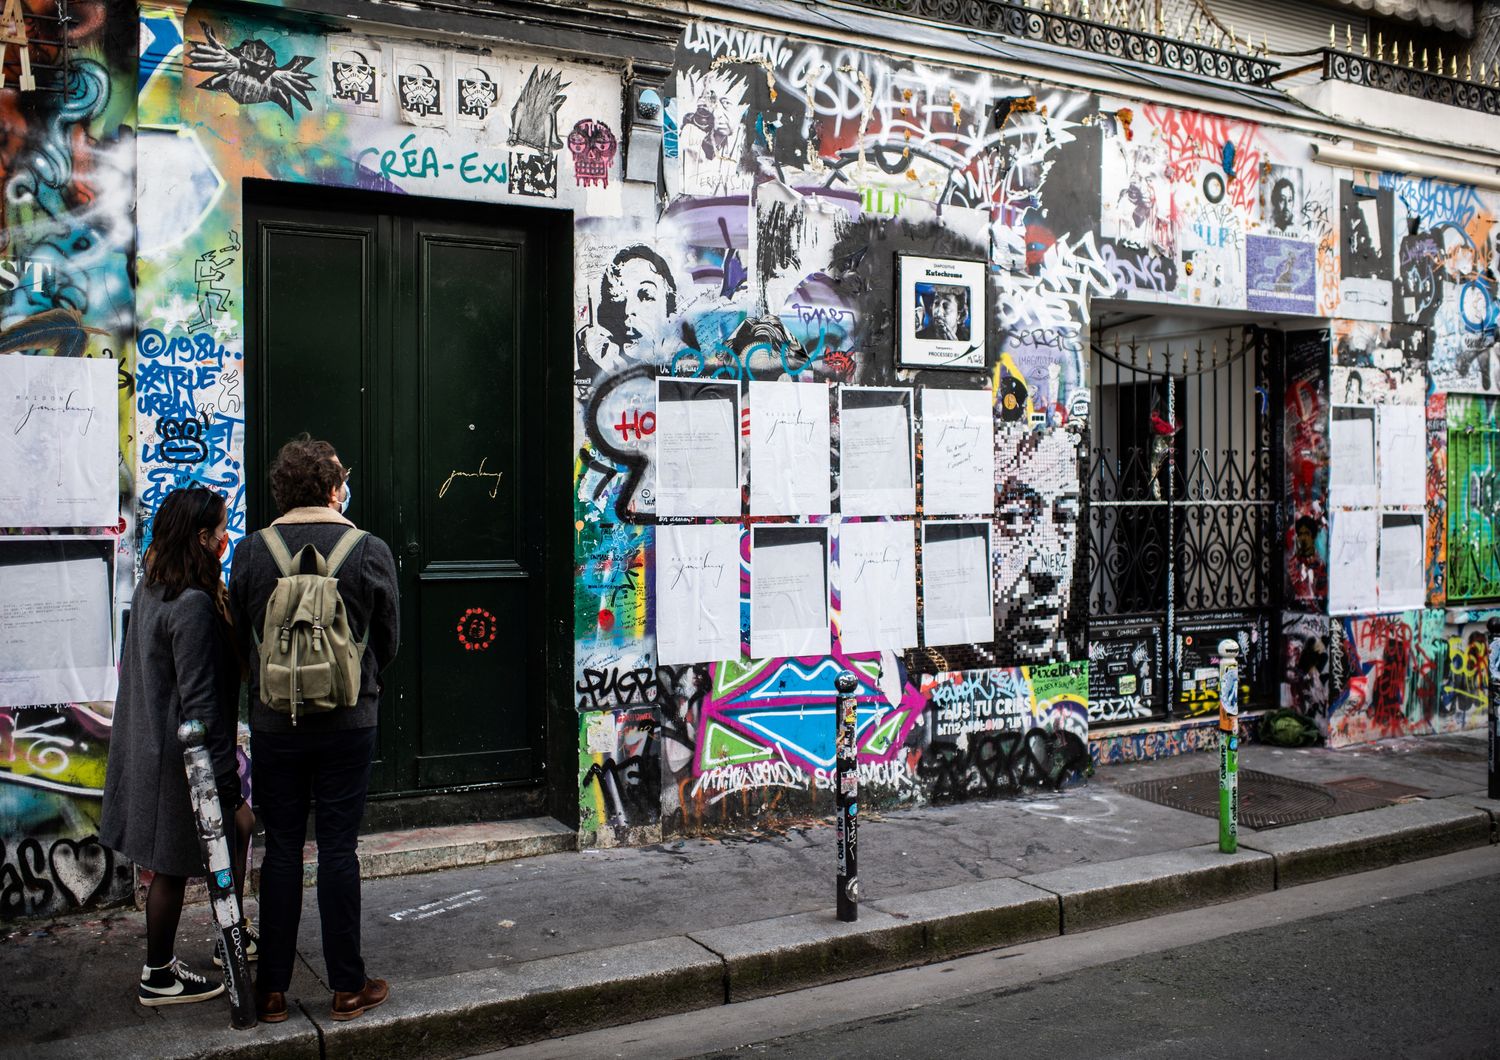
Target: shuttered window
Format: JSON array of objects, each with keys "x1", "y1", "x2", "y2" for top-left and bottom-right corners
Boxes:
[{"x1": 1195, "y1": 0, "x2": 1369, "y2": 54}]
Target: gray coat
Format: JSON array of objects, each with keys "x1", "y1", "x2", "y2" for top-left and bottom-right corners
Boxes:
[{"x1": 100, "y1": 581, "x2": 241, "y2": 877}]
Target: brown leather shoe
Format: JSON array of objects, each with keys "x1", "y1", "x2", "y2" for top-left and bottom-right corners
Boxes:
[
  {"x1": 256, "y1": 990, "x2": 288, "y2": 1023},
  {"x1": 330, "y1": 978, "x2": 388, "y2": 1022}
]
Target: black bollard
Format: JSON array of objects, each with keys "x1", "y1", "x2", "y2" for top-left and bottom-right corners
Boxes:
[
  {"x1": 835, "y1": 670, "x2": 859, "y2": 922},
  {"x1": 179, "y1": 720, "x2": 255, "y2": 1029},
  {"x1": 1489, "y1": 619, "x2": 1500, "y2": 800}
]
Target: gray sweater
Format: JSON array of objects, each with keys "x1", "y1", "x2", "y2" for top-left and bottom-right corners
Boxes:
[{"x1": 228, "y1": 507, "x2": 399, "y2": 733}]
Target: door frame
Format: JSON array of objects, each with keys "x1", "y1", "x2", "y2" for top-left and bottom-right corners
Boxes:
[{"x1": 242, "y1": 178, "x2": 576, "y2": 824}]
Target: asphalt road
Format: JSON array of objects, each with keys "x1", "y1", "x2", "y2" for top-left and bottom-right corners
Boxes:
[
  {"x1": 701, "y1": 873, "x2": 1500, "y2": 1060},
  {"x1": 487, "y1": 846, "x2": 1500, "y2": 1060}
]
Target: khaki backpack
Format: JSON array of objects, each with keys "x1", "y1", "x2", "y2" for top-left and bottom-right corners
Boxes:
[{"x1": 255, "y1": 527, "x2": 367, "y2": 724}]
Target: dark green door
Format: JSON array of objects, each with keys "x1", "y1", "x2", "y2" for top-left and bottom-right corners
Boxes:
[{"x1": 245, "y1": 183, "x2": 548, "y2": 795}]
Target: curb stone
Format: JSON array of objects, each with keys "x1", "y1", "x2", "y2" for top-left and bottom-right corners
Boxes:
[
  {"x1": 1017, "y1": 845, "x2": 1274, "y2": 933},
  {"x1": 310, "y1": 935, "x2": 724, "y2": 1060},
  {"x1": 1239, "y1": 799, "x2": 1491, "y2": 887},
  {"x1": 11, "y1": 1009, "x2": 321, "y2": 1060},
  {"x1": 867, "y1": 876, "x2": 1059, "y2": 960},
  {"x1": 688, "y1": 907, "x2": 926, "y2": 1002},
  {"x1": 1440, "y1": 791, "x2": 1500, "y2": 842}
]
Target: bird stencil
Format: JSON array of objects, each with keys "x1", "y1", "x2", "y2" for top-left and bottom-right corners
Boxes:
[{"x1": 188, "y1": 23, "x2": 315, "y2": 118}]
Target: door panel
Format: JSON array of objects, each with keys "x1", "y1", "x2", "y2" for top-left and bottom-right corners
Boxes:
[
  {"x1": 255, "y1": 216, "x2": 377, "y2": 519},
  {"x1": 246, "y1": 183, "x2": 545, "y2": 796},
  {"x1": 409, "y1": 223, "x2": 537, "y2": 786}
]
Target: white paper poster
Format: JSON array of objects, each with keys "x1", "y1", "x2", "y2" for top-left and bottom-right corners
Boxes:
[
  {"x1": 922, "y1": 520, "x2": 994, "y2": 646},
  {"x1": 1378, "y1": 512, "x2": 1426, "y2": 610},
  {"x1": 0, "y1": 354, "x2": 118, "y2": 527},
  {"x1": 0, "y1": 546, "x2": 117, "y2": 706},
  {"x1": 655, "y1": 523, "x2": 742, "y2": 665},
  {"x1": 1330, "y1": 406, "x2": 1377, "y2": 509},
  {"x1": 1377, "y1": 404, "x2": 1426, "y2": 509},
  {"x1": 750, "y1": 525, "x2": 830, "y2": 658},
  {"x1": 838, "y1": 520, "x2": 917, "y2": 653},
  {"x1": 750, "y1": 381, "x2": 831, "y2": 516},
  {"x1": 1329, "y1": 508, "x2": 1378, "y2": 615},
  {"x1": 921, "y1": 388, "x2": 995, "y2": 516},
  {"x1": 839, "y1": 387, "x2": 914, "y2": 516},
  {"x1": 655, "y1": 379, "x2": 741, "y2": 517}
]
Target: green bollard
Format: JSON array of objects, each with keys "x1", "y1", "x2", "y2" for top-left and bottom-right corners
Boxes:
[{"x1": 1218, "y1": 639, "x2": 1240, "y2": 853}]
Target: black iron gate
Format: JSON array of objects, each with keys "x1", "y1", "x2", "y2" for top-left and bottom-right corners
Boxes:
[{"x1": 1085, "y1": 326, "x2": 1279, "y2": 727}]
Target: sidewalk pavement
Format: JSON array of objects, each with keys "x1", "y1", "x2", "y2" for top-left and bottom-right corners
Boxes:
[{"x1": 4, "y1": 731, "x2": 1498, "y2": 1060}]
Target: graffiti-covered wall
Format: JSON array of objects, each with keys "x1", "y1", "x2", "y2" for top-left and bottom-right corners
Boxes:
[
  {"x1": 575, "y1": 26, "x2": 1109, "y2": 845},
  {"x1": 0, "y1": 3, "x2": 137, "y2": 919}
]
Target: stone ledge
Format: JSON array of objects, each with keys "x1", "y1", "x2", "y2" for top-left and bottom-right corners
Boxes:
[
  {"x1": 689, "y1": 907, "x2": 926, "y2": 1002},
  {"x1": 307, "y1": 817, "x2": 577, "y2": 886},
  {"x1": 868, "y1": 876, "x2": 1060, "y2": 960},
  {"x1": 1241, "y1": 799, "x2": 1492, "y2": 887},
  {"x1": 308, "y1": 935, "x2": 724, "y2": 1060},
  {"x1": 1018, "y1": 845, "x2": 1275, "y2": 933}
]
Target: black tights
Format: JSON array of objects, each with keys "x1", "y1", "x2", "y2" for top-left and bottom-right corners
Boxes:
[
  {"x1": 145, "y1": 873, "x2": 186, "y2": 968},
  {"x1": 143, "y1": 814, "x2": 253, "y2": 969}
]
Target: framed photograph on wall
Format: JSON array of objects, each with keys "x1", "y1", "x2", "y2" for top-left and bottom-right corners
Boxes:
[{"x1": 896, "y1": 255, "x2": 987, "y2": 371}]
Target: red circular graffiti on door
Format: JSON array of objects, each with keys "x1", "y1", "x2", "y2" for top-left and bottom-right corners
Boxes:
[{"x1": 456, "y1": 607, "x2": 498, "y2": 652}]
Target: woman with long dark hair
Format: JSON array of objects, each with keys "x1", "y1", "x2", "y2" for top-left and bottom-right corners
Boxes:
[{"x1": 102, "y1": 486, "x2": 254, "y2": 1006}]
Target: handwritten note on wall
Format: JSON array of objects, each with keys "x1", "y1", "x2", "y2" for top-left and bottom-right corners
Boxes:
[
  {"x1": 749, "y1": 380, "x2": 831, "y2": 516},
  {"x1": 750, "y1": 525, "x2": 830, "y2": 658},
  {"x1": 922, "y1": 520, "x2": 994, "y2": 646},
  {"x1": 655, "y1": 379, "x2": 741, "y2": 517},
  {"x1": 656, "y1": 523, "x2": 742, "y2": 665},
  {"x1": 0, "y1": 354, "x2": 118, "y2": 527},
  {"x1": 921, "y1": 388, "x2": 995, "y2": 516},
  {"x1": 838, "y1": 519, "x2": 916, "y2": 652},
  {"x1": 0, "y1": 546, "x2": 116, "y2": 706},
  {"x1": 839, "y1": 387, "x2": 914, "y2": 516},
  {"x1": 1329, "y1": 508, "x2": 1378, "y2": 615}
]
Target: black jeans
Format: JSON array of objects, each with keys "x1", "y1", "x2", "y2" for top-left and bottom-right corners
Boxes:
[{"x1": 251, "y1": 726, "x2": 376, "y2": 994}]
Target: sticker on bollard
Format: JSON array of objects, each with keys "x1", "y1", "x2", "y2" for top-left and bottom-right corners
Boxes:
[
  {"x1": 179, "y1": 720, "x2": 255, "y2": 1029},
  {"x1": 835, "y1": 670, "x2": 859, "y2": 922},
  {"x1": 1488, "y1": 619, "x2": 1500, "y2": 800},
  {"x1": 1217, "y1": 640, "x2": 1240, "y2": 854}
]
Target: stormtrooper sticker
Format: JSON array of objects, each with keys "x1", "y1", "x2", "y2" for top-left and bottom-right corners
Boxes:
[
  {"x1": 392, "y1": 50, "x2": 448, "y2": 127},
  {"x1": 398, "y1": 62, "x2": 442, "y2": 121},
  {"x1": 456, "y1": 65, "x2": 501, "y2": 129},
  {"x1": 328, "y1": 42, "x2": 381, "y2": 115}
]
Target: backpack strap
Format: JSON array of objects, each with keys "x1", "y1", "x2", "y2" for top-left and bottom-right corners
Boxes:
[
  {"x1": 323, "y1": 529, "x2": 368, "y2": 577},
  {"x1": 260, "y1": 527, "x2": 296, "y2": 578}
]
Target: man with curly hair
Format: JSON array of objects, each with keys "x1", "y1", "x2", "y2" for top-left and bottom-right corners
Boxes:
[{"x1": 228, "y1": 435, "x2": 399, "y2": 1024}]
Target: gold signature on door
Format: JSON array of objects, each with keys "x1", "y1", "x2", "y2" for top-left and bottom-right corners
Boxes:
[{"x1": 438, "y1": 457, "x2": 503, "y2": 499}]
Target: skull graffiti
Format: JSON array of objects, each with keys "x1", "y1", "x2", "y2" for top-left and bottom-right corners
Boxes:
[{"x1": 567, "y1": 119, "x2": 618, "y2": 189}]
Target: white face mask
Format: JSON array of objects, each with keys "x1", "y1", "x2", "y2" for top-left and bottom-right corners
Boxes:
[{"x1": 341, "y1": 481, "x2": 352, "y2": 514}]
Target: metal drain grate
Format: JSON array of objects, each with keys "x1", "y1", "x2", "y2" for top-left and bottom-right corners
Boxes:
[{"x1": 1117, "y1": 769, "x2": 1399, "y2": 829}]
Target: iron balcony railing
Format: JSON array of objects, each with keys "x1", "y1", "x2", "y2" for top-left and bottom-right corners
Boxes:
[{"x1": 838, "y1": 0, "x2": 1279, "y2": 86}]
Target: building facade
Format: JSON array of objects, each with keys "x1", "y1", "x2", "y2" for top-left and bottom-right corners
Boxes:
[{"x1": 2, "y1": 0, "x2": 1498, "y2": 917}]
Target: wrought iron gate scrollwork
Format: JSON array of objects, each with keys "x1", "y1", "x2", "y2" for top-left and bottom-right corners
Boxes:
[{"x1": 1085, "y1": 327, "x2": 1278, "y2": 726}]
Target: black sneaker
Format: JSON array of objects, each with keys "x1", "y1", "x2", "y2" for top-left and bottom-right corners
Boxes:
[
  {"x1": 213, "y1": 922, "x2": 259, "y2": 968},
  {"x1": 138, "y1": 958, "x2": 225, "y2": 1006}
]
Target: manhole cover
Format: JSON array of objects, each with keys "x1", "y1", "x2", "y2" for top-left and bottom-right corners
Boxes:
[
  {"x1": 1117, "y1": 769, "x2": 1398, "y2": 829},
  {"x1": 1324, "y1": 776, "x2": 1428, "y2": 803}
]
